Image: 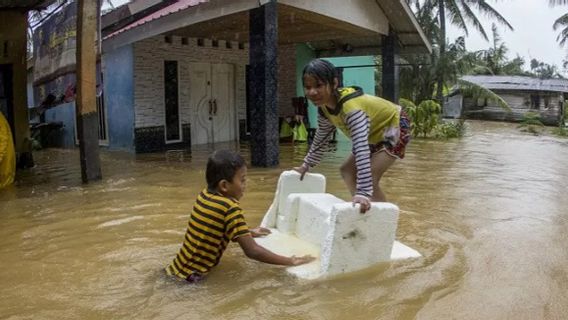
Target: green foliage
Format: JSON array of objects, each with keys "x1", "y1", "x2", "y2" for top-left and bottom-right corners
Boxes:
[
  {"x1": 404, "y1": 99, "x2": 442, "y2": 137},
  {"x1": 518, "y1": 112, "x2": 545, "y2": 135},
  {"x1": 404, "y1": 98, "x2": 466, "y2": 139},
  {"x1": 552, "y1": 101, "x2": 568, "y2": 137},
  {"x1": 433, "y1": 120, "x2": 467, "y2": 139}
]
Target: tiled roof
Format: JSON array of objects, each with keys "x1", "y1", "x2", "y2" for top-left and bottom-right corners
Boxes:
[
  {"x1": 461, "y1": 75, "x2": 568, "y2": 93},
  {"x1": 104, "y1": 0, "x2": 208, "y2": 40}
]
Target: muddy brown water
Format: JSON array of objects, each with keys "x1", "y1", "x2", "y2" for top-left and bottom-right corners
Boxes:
[{"x1": 1, "y1": 121, "x2": 567, "y2": 319}]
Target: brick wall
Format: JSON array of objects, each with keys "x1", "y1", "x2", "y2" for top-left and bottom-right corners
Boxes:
[
  {"x1": 133, "y1": 35, "x2": 297, "y2": 133},
  {"x1": 278, "y1": 44, "x2": 297, "y2": 117},
  {"x1": 133, "y1": 36, "x2": 249, "y2": 129}
]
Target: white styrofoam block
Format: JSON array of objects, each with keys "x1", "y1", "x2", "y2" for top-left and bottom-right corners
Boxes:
[
  {"x1": 391, "y1": 241, "x2": 422, "y2": 260},
  {"x1": 320, "y1": 203, "x2": 399, "y2": 276},
  {"x1": 260, "y1": 171, "x2": 326, "y2": 228},
  {"x1": 254, "y1": 228, "x2": 322, "y2": 279},
  {"x1": 257, "y1": 171, "x2": 421, "y2": 279},
  {"x1": 294, "y1": 194, "x2": 343, "y2": 247},
  {"x1": 276, "y1": 194, "x2": 302, "y2": 233}
]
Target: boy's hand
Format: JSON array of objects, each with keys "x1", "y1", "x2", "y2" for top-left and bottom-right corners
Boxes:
[
  {"x1": 250, "y1": 227, "x2": 271, "y2": 238},
  {"x1": 289, "y1": 255, "x2": 316, "y2": 266}
]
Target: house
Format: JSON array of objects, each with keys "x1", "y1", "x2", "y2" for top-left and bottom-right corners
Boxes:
[
  {"x1": 33, "y1": 0, "x2": 431, "y2": 166},
  {"x1": 445, "y1": 75, "x2": 568, "y2": 126}
]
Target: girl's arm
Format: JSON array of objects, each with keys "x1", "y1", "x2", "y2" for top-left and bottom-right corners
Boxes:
[
  {"x1": 302, "y1": 113, "x2": 335, "y2": 168},
  {"x1": 345, "y1": 110, "x2": 373, "y2": 198}
]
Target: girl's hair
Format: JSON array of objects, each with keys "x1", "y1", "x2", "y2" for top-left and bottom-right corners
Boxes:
[
  {"x1": 302, "y1": 58, "x2": 338, "y2": 86},
  {"x1": 206, "y1": 150, "x2": 246, "y2": 191}
]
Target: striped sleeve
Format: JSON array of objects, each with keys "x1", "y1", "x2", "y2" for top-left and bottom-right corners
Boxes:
[
  {"x1": 303, "y1": 113, "x2": 335, "y2": 167},
  {"x1": 225, "y1": 206, "x2": 250, "y2": 242},
  {"x1": 345, "y1": 110, "x2": 373, "y2": 198}
]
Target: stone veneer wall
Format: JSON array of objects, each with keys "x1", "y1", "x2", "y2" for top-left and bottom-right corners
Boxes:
[
  {"x1": 133, "y1": 36, "x2": 297, "y2": 146},
  {"x1": 277, "y1": 44, "x2": 297, "y2": 118}
]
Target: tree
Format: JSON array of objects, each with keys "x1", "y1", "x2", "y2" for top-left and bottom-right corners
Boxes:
[
  {"x1": 529, "y1": 58, "x2": 564, "y2": 79},
  {"x1": 470, "y1": 24, "x2": 527, "y2": 76},
  {"x1": 416, "y1": 0, "x2": 513, "y2": 107}
]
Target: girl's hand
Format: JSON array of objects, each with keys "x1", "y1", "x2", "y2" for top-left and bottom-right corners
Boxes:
[
  {"x1": 352, "y1": 195, "x2": 371, "y2": 213},
  {"x1": 250, "y1": 227, "x2": 271, "y2": 238},
  {"x1": 292, "y1": 163, "x2": 309, "y2": 180}
]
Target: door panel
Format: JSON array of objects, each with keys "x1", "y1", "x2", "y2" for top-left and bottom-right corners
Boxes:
[
  {"x1": 188, "y1": 63, "x2": 212, "y2": 145},
  {"x1": 211, "y1": 64, "x2": 235, "y2": 143}
]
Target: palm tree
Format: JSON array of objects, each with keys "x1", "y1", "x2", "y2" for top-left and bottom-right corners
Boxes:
[
  {"x1": 551, "y1": 0, "x2": 568, "y2": 48},
  {"x1": 418, "y1": 0, "x2": 513, "y2": 107}
]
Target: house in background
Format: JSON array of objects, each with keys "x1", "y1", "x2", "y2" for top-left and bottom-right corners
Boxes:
[
  {"x1": 33, "y1": 0, "x2": 431, "y2": 166},
  {"x1": 445, "y1": 75, "x2": 568, "y2": 126}
]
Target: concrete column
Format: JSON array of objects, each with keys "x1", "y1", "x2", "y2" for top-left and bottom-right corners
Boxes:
[
  {"x1": 248, "y1": 0, "x2": 279, "y2": 167},
  {"x1": 382, "y1": 28, "x2": 400, "y2": 104},
  {"x1": 76, "y1": 0, "x2": 102, "y2": 182}
]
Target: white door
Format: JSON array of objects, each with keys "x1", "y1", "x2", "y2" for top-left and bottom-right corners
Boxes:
[
  {"x1": 189, "y1": 62, "x2": 235, "y2": 145},
  {"x1": 211, "y1": 64, "x2": 235, "y2": 143},
  {"x1": 189, "y1": 62, "x2": 212, "y2": 145}
]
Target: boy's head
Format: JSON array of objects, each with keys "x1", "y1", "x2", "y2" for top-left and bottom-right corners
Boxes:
[{"x1": 206, "y1": 150, "x2": 247, "y2": 199}]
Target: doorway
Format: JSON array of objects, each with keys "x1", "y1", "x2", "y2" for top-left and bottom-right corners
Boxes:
[{"x1": 188, "y1": 62, "x2": 235, "y2": 145}]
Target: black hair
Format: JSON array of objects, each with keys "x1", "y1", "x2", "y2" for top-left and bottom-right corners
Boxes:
[
  {"x1": 302, "y1": 58, "x2": 338, "y2": 87},
  {"x1": 206, "y1": 150, "x2": 246, "y2": 192},
  {"x1": 302, "y1": 58, "x2": 340, "y2": 103}
]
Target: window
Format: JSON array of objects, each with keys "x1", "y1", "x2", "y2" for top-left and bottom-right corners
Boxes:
[{"x1": 164, "y1": 61, "x2": 180, "y2": 142}]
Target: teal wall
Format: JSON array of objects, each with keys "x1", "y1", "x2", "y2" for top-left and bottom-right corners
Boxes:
[
  {"x1": 295, "y1": 44, "x2": 317, "y2": 128},
  {"x1": 295, "y1": 47, "x2": 376, "y2": 142}
]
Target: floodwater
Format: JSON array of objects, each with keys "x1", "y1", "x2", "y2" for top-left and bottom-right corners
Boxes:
[{"x1": 1, "y1": 120, "x2": 567, "y2": 320}]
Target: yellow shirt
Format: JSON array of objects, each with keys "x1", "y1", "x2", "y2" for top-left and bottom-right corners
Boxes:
[{"x1": 319, "y1": 87, "x2": 401, "y2": 145}]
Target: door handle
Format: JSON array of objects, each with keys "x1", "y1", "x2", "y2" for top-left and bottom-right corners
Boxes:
[
  {"x1": 208, "y1": 99, "x2": 213, "y2": 115},
  {"x1": 213, "y1": 99, "x2": 217, "y2": 115}
]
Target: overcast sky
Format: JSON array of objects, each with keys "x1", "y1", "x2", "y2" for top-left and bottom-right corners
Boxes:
[{"x1": 447, "y1": 0, "x2": 567, "y2": 75}]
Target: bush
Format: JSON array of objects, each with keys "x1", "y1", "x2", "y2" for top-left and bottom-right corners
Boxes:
[
  {"x1": 433, "y1": 120, "x2": 466, "y2": 139},
  {"x1": 402, "y1": 99, "x2": 441, "y2": 137},
  {"x1": 518, "y1": 112, "x2": 544, "y2": 135}
]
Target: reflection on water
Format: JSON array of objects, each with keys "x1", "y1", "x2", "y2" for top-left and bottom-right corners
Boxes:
[{"x1": 1, "y1": 121, "x2": 567, "y2": 319}]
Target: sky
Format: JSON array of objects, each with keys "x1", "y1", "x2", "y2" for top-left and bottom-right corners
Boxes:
[{"x1": 447, "y1": 0, "x2": 567, "y2": 76}]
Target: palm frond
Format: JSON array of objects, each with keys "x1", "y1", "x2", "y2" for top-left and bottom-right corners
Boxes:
[
  {"x1": 458, "y1": 1, "x2": 489, "y2": 40},
  {"x1": 470, "y1": 0, "x2": 514, "y2": 31}
]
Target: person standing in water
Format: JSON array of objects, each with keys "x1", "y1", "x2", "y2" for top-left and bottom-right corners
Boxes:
[
  {"x1": 294, "y1": 58, "x2": 411, "y2": 213},
  {"x1": 166, "y1": 150, "x2": 314, "y2": 283}
]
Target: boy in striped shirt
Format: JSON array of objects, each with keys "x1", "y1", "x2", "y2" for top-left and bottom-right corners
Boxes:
[{"x1": 166, "y1": 150, "x2": 314, "y2": 282}]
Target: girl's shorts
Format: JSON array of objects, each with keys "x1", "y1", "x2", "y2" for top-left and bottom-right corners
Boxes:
[{"x1": 369, "y1": 111, "x2": 411, "y2": 159}]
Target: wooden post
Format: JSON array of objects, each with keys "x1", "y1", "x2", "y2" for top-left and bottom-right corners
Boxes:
[
  {"x1": 382, "y1": 27, "x2": 400, "y2": 104},
  {"x1": 76, "y1": 0, "x2": 102, "y2": 183}
]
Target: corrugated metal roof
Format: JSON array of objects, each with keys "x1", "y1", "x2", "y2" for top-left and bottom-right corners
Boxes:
[
  {"x1": 461, "y1": 75, "x2": 568, "y2": 93},
  {"x1": 104, "y1": 0, "x2": 209, "y2": 40}
]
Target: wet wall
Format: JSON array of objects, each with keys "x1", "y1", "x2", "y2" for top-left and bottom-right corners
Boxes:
[{"x1": 103, "y1": 44, "x2": 135, "y2": 151}]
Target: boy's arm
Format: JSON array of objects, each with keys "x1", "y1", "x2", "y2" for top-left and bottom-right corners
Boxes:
[{"x1": 236, "y1": 235, "x2": 314, "y2": 266}]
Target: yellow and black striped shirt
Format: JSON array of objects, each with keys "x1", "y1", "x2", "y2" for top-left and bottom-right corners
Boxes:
[{"x1": 166, "y1": 189, "x2": 250, "y2": 280}]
